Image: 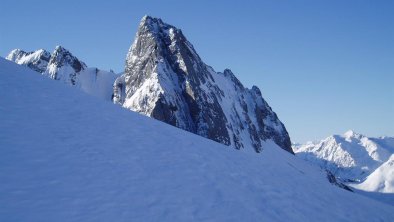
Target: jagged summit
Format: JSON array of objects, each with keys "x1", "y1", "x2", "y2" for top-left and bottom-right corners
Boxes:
[
  {"x1": 139, "y1": 15, "x2": 180, "y2": 33},
  {"x1": 140, "y1": 15, "x2": 166, "y2": 28},
  {"x1": 47, "y1": 45, "x2": 86, "y2": 80},
  {"x1": 45, "y1": 46, "x2": 86, "y2": 83},
  {"x1": 115, "y1": 16, "x2": 293, "y2": 153},
  {"x1": 54, "y1": 45, "x2": 66, "y2": 51}
]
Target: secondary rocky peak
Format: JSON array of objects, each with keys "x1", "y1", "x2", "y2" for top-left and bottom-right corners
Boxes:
[
  {"x1": 7, "y1": 46, "x2": 117, "y2": 101},
  {"x1": 6, "y1": 48, "x2": 51, "y2": 73},
  {"x1": 49, "y1": 46, "x2": 86, "y2": 73},
  {"x1": 117, "y1": 16, "x2": 293, "y2": 154}
]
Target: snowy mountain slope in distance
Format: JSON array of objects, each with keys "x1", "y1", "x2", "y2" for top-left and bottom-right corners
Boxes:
[
  {"x1": 116, "y1": 16, "x2": 292, "y2": 154},
  {"x1": 352, "y1": 154, "x2": 394, "y2": 193},
  {"x1": 294, "y1": 130, "x2": 394, "y2": 183},
  {"x1": 2, "y1": 59, "x2": 394, "y2": 221},
  {"x1": 6, "y1": 46, "x2": 116, "y2": 101},
  {"x1": 6, "y1": 49, "x2": 50, "y2": 73},
  {"x1": 294, "y1": 130, "x2": 394, "y2": 206}
]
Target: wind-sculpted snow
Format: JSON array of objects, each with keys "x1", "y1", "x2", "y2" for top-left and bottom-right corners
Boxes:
[
  {"x1": 117, "y1": 16, "x2": 292, "y2": 153},
  {"x1": 6, "y1": 46, "x2": 116, "y2": 101},
  {"x1": 1, "y1": 57, "x2": 394, "y2": 221}
]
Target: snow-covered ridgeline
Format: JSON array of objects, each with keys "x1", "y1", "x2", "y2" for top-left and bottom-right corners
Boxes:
[
  {"x1": 6, "y1": 46, "x2": 117, "y2": 101},
  {"x1": 294, "y1": 130, "x2": 394, "y2": 193}
]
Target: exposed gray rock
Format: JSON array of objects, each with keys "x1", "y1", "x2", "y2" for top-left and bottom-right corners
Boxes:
[
  {"x1": 326, "y1": 170, "x2": 353, "y2": 192},
  {"x1": 116, "y1": 16, "x2": 293, "y2": 154},
  {"x1": 45, "y1": 46, "x2": 87, "y2": 84}
]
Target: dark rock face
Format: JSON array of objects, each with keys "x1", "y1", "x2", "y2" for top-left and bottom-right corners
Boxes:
[
  {"x1": 46, "y1": 46, "x2": 87, "y2": 84},
  {"x1": 49, "y1": 46, "x2": 85, "y2": 72},
  {"x1": 326, "y1": 170, "x2": 353, "y2": 192},
  {"x1": 112, "y1": 74, "x2": 126, "y2": 105},
  {"x1": 116, "y1": 16, "x2": 293, "y2": 154}
]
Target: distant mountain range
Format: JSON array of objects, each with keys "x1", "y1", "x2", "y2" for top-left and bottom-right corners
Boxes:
[{"x1": 294, "y1": 130, "x2": 394, "y2": 193}]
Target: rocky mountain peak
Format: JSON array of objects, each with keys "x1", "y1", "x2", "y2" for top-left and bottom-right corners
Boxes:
[
  {"x1": 117, "y1": 16, "x2": 293, "y2": 154},
  {"x1": 140, "y1": 15, "x2": 165, "y2": 30},
  {"x1": 138, "y1": 15, "x2": 184, "y2": 38},
  {"x1": 48, "y1": 46, "x2": 86, "y2": 73}
]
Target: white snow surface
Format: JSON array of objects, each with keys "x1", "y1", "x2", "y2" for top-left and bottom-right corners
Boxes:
[
  {"x1": 1, "y1": 58, "x2": 394, "y2": 221},
  {"x1": 294, "y1": 131, "x2": 394, "y2": 205},
  {"x1": 294, "y1": 130, "x2": 394, "y2": 182},
  {"x1": 352, "y1": 154, "x2": 394, "y2": 193},
  {"x1": 45, "y1": 64, "x2": 116, "y2": 101},
  {"x1": 75, "y1": 68, "x2": 117, "y2": 101}
]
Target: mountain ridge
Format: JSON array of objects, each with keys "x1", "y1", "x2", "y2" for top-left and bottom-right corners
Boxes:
[
  {"x1": 294, "y1": 130, "x2": 394, "y2": 194},
  {"x1": 6, "y1": 45, "x2": 117, "y2": 101}
]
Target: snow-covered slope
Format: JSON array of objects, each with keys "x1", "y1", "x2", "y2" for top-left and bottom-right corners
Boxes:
[
  {"x1": 1, "y1": 58, "x2": 394, "y2": 221},
  {"x1": 115, "y1": 16, "x2": 292, "y2": 154},
  {"x1": 294, "y1": 131, "x2": 394, "y2": 192},
  {"x1": 6, "y1": 46, "x2": 116, "y2": 101},
  {"x1": 352, "y1": 154, "x2": 394, "y2": 193}
]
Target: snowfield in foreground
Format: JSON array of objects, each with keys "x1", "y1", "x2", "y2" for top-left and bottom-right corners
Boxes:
[{"x1": 1, "y1": 58, "x2": 394, "y2": 221}]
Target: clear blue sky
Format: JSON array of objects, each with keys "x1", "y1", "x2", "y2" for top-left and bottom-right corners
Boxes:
[{"x1": 1, "y1": 0, "x2": 393, "y2": 143}]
